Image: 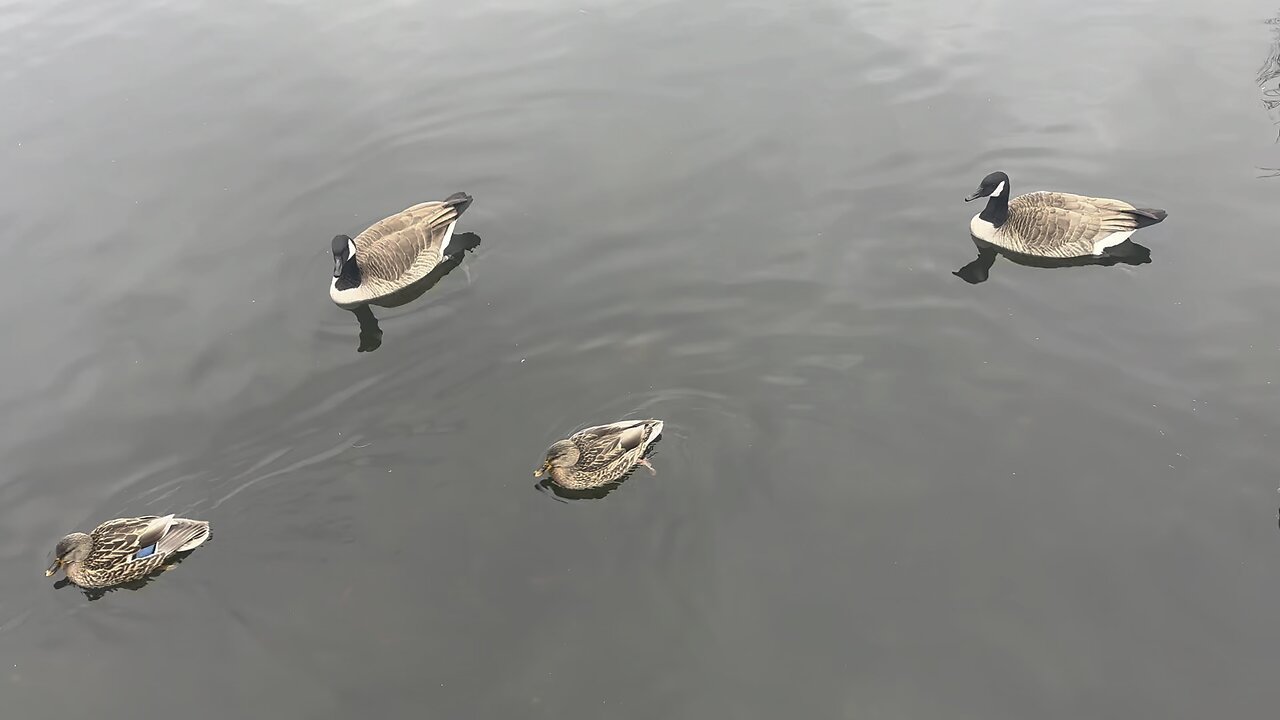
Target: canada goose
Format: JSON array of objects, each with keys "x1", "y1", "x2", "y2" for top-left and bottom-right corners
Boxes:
[
  {"x1": 964, "y1": 171, "x2": 1166, "y2": 258},
  {"x1": 45, "y1": 515, "x2": 210, "y2": 589},
  {"x1": 330, "y1": 192, "x2": 473, "y2": 309},
  {"x1": 535, "y1": 419, "x2": 665, "y2": 491}
]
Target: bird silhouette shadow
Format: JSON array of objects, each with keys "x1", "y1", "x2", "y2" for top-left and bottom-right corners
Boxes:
[
  {"x1": 348, "y1": 232, "x2": 482, "y2": 352},
  {"x1": 534, "y1": 439, "x2": 664, "y2": 502},
  {"x1": 52, "y1": 549, "x2": 200, "y2": 602},
  {"x1": 953, "y1": 236, "x2": 1152, "y2": 285}
]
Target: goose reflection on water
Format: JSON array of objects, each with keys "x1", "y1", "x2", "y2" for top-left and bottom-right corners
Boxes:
[
  {"x1": 953, "y1": 235, "x2": 1152, "y2": 285},
  {"x1": 349, "y1": 231, "x2": 482, "y2": 352}
]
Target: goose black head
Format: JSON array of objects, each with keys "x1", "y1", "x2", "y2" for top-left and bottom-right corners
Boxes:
[
  {"x1": 965, "y1": 171, "x2": 1010, "y2": 202},
  {"x1": 332, "y1": 234, "x2": 356, "y2": 278}
]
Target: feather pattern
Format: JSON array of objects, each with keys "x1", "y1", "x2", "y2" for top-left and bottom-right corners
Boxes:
[
  {"x1": 53, "y1": 515, "x2": 211, "y2": 589},
  {"x1": 330, "y1": 193, "x2": 473, "y2": 309},
  {"x1": 968, "y1": 175, "x2": 1166, "y2": 259},
  {"x1": 543, "y1": 419, "x2": 665, "y2": 490}
]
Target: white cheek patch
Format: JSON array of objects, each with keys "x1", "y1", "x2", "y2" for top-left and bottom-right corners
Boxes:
[
  {"x1": 347, "y1": 239, "x2": 358, "y2": 261},
  {"x1": 989, "y1": 180, "x2": 1005, "y2": 198}
]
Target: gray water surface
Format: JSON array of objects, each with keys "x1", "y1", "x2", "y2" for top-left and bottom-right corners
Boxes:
[{"x1": 3, "y1": 0, "x2": 1280, "y2": 717}]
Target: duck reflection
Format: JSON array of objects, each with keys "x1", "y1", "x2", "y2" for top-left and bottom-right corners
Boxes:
[
  {"x1": 348, "y1": 232, "x2": 482, "y2": 352},
  {"x1": 535, "y1": 475, "x2": 626, "y2": 501},
  {"x1": 954, "y1": 236, "x2": 1152, "y2": 285}
]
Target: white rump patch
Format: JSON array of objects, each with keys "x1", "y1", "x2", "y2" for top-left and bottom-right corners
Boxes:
[
  {"x1": 989, "y1": 180, "x2": 1005, "y2": 198},
  {"x1": 439, "y1": 221, "x2": 458, "y2": 257},
  {"x1": 1092, "y1": 230, "x2": 1135, "y2": 255}
]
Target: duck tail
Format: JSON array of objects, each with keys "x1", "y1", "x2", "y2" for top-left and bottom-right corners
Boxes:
[
  {"x1": 159, "y1": 519, "x2": 211, "y2": 555},
  {"x1": 642, "y1": 419, "x2": 665, "y2": 453},
  {"x1": 1129, "y1": 207, "x2": 1167, "y2": 228},
  {"x1": 647, "y1": 419, "x2": 665, "y2": 442}
]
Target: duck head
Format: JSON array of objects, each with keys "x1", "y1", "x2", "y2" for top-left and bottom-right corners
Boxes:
[{"x1": 46, "y1": 533, "x2": 91, "y2": 577}]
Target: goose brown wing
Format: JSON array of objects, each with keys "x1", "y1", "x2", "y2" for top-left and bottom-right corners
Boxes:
[
  {"x1": 1008, "y1": 192, "x2": 1139, "y2": 255},
  {"x1": 353, "y1": 201, "x2": 459, "y2": 283}
]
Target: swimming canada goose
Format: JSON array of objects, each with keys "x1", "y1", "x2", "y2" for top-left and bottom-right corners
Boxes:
[
  {"x1": 535, "y1": 419, "x2": 665, "y2": 491},
  {"x1": 45, "y1": 514, "x2": 210, "y2": 589},
  {"x1": 330, "y1": 192, "x2": 473, "y2": 309},
  {"x1": 964, "y1": 171, "x2": 1166, "y2": 258}
]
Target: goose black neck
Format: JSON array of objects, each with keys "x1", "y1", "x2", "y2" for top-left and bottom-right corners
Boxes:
[
  {"x1": 979, "y1": 191, "x2": 1009, "y2": 227},
  {"x1": 335, "y1": 258, "x2": 362, "y2": 291}
]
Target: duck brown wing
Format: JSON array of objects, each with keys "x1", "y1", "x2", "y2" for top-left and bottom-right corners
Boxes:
[
  {"x1": 615, "y1": 424, "x2": 647, "y2": 451},
  {"x1": 572, "y1": 419, "x2": 652, "y2": 456},
  {"x1": 84, "y1": 516, "x2": 170, "y2": 568}
]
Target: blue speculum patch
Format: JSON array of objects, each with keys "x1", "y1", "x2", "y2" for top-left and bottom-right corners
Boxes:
[{"x1": 135, "y1": 544, "x2": 157, "y2": 559}]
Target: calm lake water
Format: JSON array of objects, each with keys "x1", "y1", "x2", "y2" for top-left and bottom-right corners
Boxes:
[{"x1": 3, "y1": 0, "x2": 1280, "y2": 717}]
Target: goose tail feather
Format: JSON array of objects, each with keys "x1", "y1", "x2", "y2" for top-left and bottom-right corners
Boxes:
[
  {"x1": 1129, "y1": 207, "x2": 1167, "y2": 227},
  {"x1": 443, "y1": 191, "x2": 473, "y2": 216}
]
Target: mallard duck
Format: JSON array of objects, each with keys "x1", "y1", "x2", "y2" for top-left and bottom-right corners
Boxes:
[
  {"x1": 45, "y1": 515, "x2": 211, "y2": 589},
  {"x1": 535, "y1": 419, "x2": 665, "y2": 490},
  {"x1": 965, "y1": 171, "x2": 1166, "y2": 258},
  {"x1": 330, "y1": 192, "x2": 474, "y2": 309}
]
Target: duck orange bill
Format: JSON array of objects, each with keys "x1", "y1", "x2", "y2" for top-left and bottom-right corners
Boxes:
[{"x1": 45, "y1": 559, "x2": 61, "y2": 577}]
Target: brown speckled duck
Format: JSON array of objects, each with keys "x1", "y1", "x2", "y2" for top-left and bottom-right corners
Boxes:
[
  {"x1": 535, "y1": 419, "x2": 665, "y2": 490},
  {"x1": 330, "y1": 192, "x2": 473, "y2": 309},
  {"x1": 45, "y1": 515, "x2": 210, "y2": 589}
]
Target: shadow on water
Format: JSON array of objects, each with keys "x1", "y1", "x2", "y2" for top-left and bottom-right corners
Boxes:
[
  {"x1": 533, "y1": 440, "x2": 664, "y2": 502},
  {"x1": 953, "y1": 236, "x2": 1152, "y2": 285},
  {"x1": 347, "y1": 232, "x2": 482, "y2": 352},
  {"x1": 50, "y1": 548, "x2": 202, "y2": 602}
]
